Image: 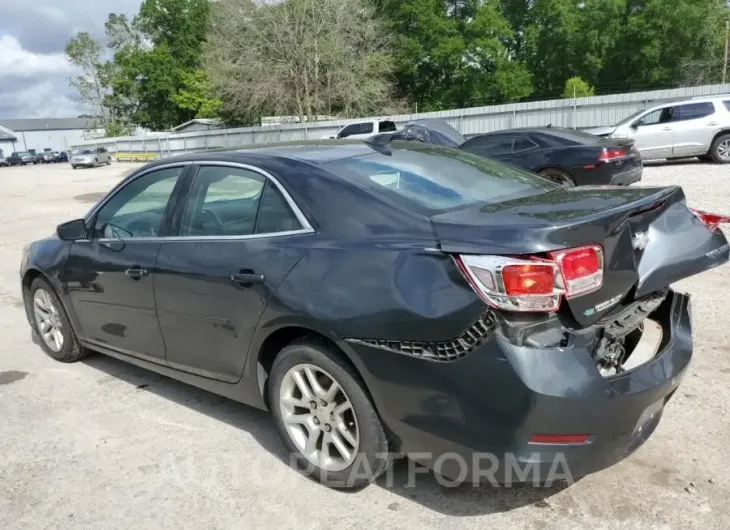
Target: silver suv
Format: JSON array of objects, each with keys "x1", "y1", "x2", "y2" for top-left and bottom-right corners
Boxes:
[{"x1": 585, "y1": 96, "x2": 730, "y2": 163}]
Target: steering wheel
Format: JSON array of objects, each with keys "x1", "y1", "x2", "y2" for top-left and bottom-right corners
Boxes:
[
  {"x1": 200, "y1": 209, "x2": 226, "y2": 235},
  {"x1": 125, "y1": 215, "x2": 160, "y2": 237}
]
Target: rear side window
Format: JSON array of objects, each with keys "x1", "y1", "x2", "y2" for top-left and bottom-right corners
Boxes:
[
  {"x1": 255, "y1": 184, "x2": 302, "y2": 234},
  {"x1": 512, "y1": 137, "x2": 538, "y2": 152},
  {"x1": 379, "y1": 121, "x2": 397, "y2": 132},
  {"x1": 724, "y1": 101, "x2": 730, "y2": 112},
  {"x1": 674, "y1": 102, "x2": 714, "y2": 121},
  {"x1": 325, "y1": 143, "x2": 558, "y2": 213},
  {"x1": 359, "y1": 122, "x2": 374, "y2": 134}
]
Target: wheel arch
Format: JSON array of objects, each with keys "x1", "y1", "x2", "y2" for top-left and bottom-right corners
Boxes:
[
  {"x1": 709, "y1": 129, "x2": 730, "y2": 151},
  {"x1": 253, "y1": 324, "x2": 376, "y2": 411}
]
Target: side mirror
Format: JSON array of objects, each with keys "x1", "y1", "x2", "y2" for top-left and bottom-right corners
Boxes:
[
  {"x1": 57, "y1": 219, "x2": 87, "y2": 241},
  {"x1": 631, "y1": 122, "x2": 640, "y2": 130}
]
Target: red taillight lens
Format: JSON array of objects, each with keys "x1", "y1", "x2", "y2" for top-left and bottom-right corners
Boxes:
[
  {"x1": 598, "y1": 148, "x2": 626, "y2": 162},
  {"x1": 502, "y1": 264, "x2": 554, "y2": 295},
  {"x1": 549, "y1": 245, "x2": 604, "y2": 298},
  {"x1": 529, "y1": 434, "x2": 590, "y2": 445},
  {"x1": 689, "y1": 207, "x2": 730, "y2": 232},
  {"x1": 559, "y1": 247, "x2": 600, "y2": 280}
]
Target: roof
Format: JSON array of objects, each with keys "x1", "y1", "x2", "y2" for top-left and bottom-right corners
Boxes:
[
  {"x1": 0, "y1": 123, "x2": 17, "y2": 141},
  {"x1": 236, "y1": 141, "x2": 376, "y2": 163},
  {"x1": 171, "y1": 118, "x2": 222, "y2": 132},
  {"x1": 0, "y1": 118, "x2": 98, "y2": 132}
]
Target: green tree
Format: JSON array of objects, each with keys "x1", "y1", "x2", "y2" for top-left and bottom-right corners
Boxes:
[
  {"x1": 65, "y1": 32, "x2": 110, "y2": 126},
  {"x1": 563, "y1": 76, "x2": 595, "y2": 98},
  {"x1": 382, "y1": 0, "x2": 532, "y2": 112},
  {"x1": 172, "y1": 70, "x2": 222, "y2": 119},
  {"x1": 106, "y1": 0, "x2": 213, "y2": 130}
]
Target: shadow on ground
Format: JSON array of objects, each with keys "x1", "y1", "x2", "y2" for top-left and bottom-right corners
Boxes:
[{"x1": 82, "y1": 352, "x2": 570, "y2": 517}]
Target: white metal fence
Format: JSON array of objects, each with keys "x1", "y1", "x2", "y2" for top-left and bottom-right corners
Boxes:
[{"x1": 71, "y1": 83, "x2": 730, "y2": 158}]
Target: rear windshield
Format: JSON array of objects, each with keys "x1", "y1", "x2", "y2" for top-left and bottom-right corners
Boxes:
[
  {"x1": 540, "y1": 128, "x2": 605, "y2": 145},
  {"x1": 324, "y1": 142, "x2": 558, "y2": 213}
]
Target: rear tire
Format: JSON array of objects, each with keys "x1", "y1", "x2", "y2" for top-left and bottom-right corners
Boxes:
[
  {"x1": 106, "y1": 158, "x2": 112, "y2": 165},
  {"x1": 538, "y1": 168, "x2": 575, "y2": 187},
  {"x1": 269, "y1": 338, "x2": 390, "y2": 489},
  {"x1": 710, "y1": 134, "x2": 730, "y2": 163},
  {"x1": 29, "y1": 277, "x2": 90, "y2": 363}
]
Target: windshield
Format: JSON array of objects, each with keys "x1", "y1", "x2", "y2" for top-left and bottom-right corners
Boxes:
[
  {"x1": 615, "y1": 109, "x2": 647, "y2": 127},
  {"x1": 325, "y1": 142, "x2": 559, "y2": 213},
  {"x1": 79, "y1": 149, "x2": 95, "y2": 155}
]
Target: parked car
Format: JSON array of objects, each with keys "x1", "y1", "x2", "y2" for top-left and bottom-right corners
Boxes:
[
  {"x1": 7, "y1": 152, "x2": 37, "y2": 165},
  {"x1": 584, "y1": 95, "x2": 730, "y2": 163},
  {"x1": 322, "y1": 119, "x2": 398, "y2": 140},
  {"x1": 459, "y1": 127, "x2": 642, "y2": 186},
  {"x1": 382, "y1": 119, "x2": 641, "y2": 186},
  {"x1": 0, "y1": 155, "x2": 7, "y2": 167},
  {"x1": 55, "y1": 151, "x2": 69, "y2": 163},
  {"x1": 21, "y1": 142, "x2": 729, "y2": 489},
  {"x1": 71, "y1": 147, "x2": 111, "y2": 168},
  {"x1": 38, "y1": 152, "x2": 55, "y2": 164}
]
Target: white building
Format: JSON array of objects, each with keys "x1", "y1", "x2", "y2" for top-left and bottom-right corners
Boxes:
[{"x1": 0, "y1": 118, "x2": 104, "y2": 155}]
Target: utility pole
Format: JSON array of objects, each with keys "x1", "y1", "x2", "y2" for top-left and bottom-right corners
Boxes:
[
  {"x1": 722, "y1": 19, "x2": 730, "y2": 85},
  {"x1": 573, "y1": 84, "x2": 577, "y2": 129}
]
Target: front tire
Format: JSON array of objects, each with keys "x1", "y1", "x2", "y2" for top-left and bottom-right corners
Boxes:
[
  {"x1": 269, "y1": 339, "x2": 390, "y2": 489},
  {"x1": 29, "y1": 277, "x2": 89, "y2": 363}
]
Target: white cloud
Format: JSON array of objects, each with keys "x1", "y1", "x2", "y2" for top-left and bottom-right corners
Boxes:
[
  {"x1": 0, "y1": 0, "x2": 142, "y2": 118},
  {"x1": 0, "y1": 35, "x2": 73, "y2": 78}
]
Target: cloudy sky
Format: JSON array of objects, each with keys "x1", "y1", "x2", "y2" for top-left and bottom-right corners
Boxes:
[{"x1": 0, "y1": 0, "x2": 142, "y2": 119}]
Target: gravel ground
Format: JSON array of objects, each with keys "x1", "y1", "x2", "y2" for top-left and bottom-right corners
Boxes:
[{"x1": 0, "y1": 160, "x2": 729, "y2": 530}]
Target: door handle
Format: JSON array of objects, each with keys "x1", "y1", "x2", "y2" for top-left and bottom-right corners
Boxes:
[
  {"x1": 231, "y1": 272, "x2": 265, "y2": 285},
  {"x1": 662, "y1": 127, "x2": 672, "y2": 131},
  {"x1": 125, "y1": 267, "x2": 148, "y2": 279},
  {"x1": 708, "y1": 122, "x2": 719, "y2": 126}
]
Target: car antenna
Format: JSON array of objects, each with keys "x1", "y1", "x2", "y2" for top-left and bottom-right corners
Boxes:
[{"x1": 364, "y1": 133, "x2": 395, "y2": 155}]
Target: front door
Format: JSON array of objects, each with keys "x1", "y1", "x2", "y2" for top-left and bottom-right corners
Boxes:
[
  {"x1": 154, "y1": 163, "x2": 314, "y2": 382},
  {"x1": 629, "y1": 106, "x2": 675, "y2": 159},
  {"x1": 64, "y1": 165, "x2": 187, "y2": 359}
]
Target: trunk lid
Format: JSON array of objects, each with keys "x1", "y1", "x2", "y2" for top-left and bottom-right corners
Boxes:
[{"x1": 433, "y1": 186, "x2": 729, "y2": 326}]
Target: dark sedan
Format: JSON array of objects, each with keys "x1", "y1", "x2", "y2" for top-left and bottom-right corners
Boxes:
[
  {"x1": 21, "y1": 141, "x2": 729, "y2": 488},
  {"x1": 460, "y1": 127, "x2": 643, "y2": 186}
]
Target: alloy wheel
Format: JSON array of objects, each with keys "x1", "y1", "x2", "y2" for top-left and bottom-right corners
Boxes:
[
  {"x1": 717, "y1": 139, "x2": 730, "y2": 161},
  {"x1": 279, "y1": 364, "x2": 360, "y2": 472},
  {"x1": 33, "y1": 289, "x2": 64, "y2": 352}
]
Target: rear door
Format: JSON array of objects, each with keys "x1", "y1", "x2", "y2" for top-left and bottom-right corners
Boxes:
[
  {"x1": 154, "y1": 163, "x2": 315, "y2": 382},
  {"x1": 670, "y1": 101, "x2": 717, "y2": 156},
  {"x1": 629, "y1": 106, "x2": 675, "y2": 159}
]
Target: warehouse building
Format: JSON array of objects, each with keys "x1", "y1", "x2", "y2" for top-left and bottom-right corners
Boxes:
[{"x1": 0, "y1": 118, "x2": 104, "y2": 156}]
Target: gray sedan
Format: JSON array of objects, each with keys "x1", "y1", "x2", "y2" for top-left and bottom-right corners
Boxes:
[{"x1": 71, "y1": 148, "x2": 111, "y2": 169}]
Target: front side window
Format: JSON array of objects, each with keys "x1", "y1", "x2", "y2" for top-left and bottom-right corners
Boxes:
[
  {"x1": 92, "y1": 167, "x2": 184, "y2": 238},
  {"x1": 512, "y1": 137, "x2": 538, "y2": 152},
  {"x1": 636, "y1": 107, "x2": 673, "y2": 126},
  {"x1": 359, "y1": 122, "x2": 374, "y2": 134},
  {"x1": 463, "y1": 136, "x2": 515, "y2": 157},
  {"x1": 338, "y1": 124, "x2": 360, "y2": 138}
]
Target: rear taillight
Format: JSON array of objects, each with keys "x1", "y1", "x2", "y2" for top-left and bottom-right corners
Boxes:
[
  {"x1": 456, "y1": 245, "x2": 604, "y2": 312},
  {"x1": 549, "y1": 244, "x2": 603, "y2": 298},
  {"x1": 689, "y1": 207, "x2": 730, "y2": 232},
  {"x1": 598, "y1": 148, "x2": 626, "y2": 162}
]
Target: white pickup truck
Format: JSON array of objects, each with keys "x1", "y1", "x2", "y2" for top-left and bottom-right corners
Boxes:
[{"x1": 323, "y1": 120, "x2": 398, "y2": 140}]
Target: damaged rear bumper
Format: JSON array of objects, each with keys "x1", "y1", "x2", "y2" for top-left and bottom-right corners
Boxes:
[{"x1": 344, "y1": 289, "x2": 691, "y2": 484}]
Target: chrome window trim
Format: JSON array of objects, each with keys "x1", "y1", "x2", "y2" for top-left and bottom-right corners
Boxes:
[
  {"x1": 81, "y1": 160, "x2": 315, "y2": 242},
  {"x1": 84, "y1": 161, "x2": 194, "y2": 222},
  {"x1": 192, "y1": 161, "x2": 313, "y2": 232}
]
